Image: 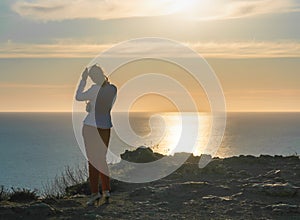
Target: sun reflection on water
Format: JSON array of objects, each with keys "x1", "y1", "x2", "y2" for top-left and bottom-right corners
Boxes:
[
  {"x1": 109, "y1": 112, "x2": 215, "y2": 162},
  {"x1": 152, "y1": 112, "x2": 212, "y2": 156}
]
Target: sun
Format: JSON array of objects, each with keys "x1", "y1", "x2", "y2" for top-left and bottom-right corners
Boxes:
[
  {"x1": 167, "y1": 0, "x2": 198, "y2": 14},
  {"x1": 165, "y1": 0, "x2": 216, "y2": 19}
]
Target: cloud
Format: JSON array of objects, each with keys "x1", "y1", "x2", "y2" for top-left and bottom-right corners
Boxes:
[
  {"x1": 1, "y1": 40, "x2": 300, "y2": 58},
  {"x1": 0, "y1": 83, "x2": 74, "y2": 89},
  {"x1": 187, "y1": 41, "x2": 300, "y2": 58},
  {"x1": 209, "y1": 0, "x2": 300, "y2": 20},
  {"x1": 191, "y1": 0, "x2": 300, "y2": 20},
  {"x1": 0, "y1": 41, "x2": 111, "y2": 58},
  {"x1": 11, "y1": 0, "x2": 300, "y2": 22},
  {"x1": 11, "y1": 0, "x2": 181, "y2": 21},
  {"x1": 226, "y1": 89, "x2": 300, "y2": 97}
]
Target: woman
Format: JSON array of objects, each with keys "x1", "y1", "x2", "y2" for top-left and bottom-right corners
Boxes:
[{"x1": 75, "y1": 64, "x2": 117, "y2": 206}]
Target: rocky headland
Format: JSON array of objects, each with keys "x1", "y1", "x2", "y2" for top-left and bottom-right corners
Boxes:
[{"x1": 1, "y1": 148, "x2": 299, "y2": 219}]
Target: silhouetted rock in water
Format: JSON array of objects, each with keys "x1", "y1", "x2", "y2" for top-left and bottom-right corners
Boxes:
[{"x1": 120, "y1": 146, "x2": 163, "y2": 163}]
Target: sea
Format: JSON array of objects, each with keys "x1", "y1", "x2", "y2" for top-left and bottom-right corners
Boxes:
[{"x1": 0, "y1": 112, "x2": 299, "y2": 191}]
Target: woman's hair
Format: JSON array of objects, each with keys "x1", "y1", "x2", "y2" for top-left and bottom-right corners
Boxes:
[
  {"x1": 89, "y1": 64, "x2": 104, "y2": 74},
  {"x1": 89, "y1": 64, "x2": 109, "y2": 85}
]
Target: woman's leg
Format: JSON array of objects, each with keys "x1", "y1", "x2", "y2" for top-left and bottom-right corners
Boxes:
[
  {"x1": 83, "y1": 125, "x2": 101, "y2": 194},
  {"x1": 97, "y1": 128, "x2": 111, "y2": 192},
  {"x1": 88, "y1": 162, "x2": 100, "y2": 194}
]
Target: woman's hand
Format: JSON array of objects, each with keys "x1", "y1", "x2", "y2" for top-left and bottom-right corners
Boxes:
[{"x1": 82, "y1": 68, "x2": 89, "y2": 80}]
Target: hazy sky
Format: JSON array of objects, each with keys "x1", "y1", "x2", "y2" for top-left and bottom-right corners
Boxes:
[{"x1": 0, "y1": 0, "x2": 300, "y2": 112}]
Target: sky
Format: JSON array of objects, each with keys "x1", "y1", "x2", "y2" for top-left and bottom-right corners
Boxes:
[{"x1": 0, "y1": 0, "x2": 300, "y2": 112}]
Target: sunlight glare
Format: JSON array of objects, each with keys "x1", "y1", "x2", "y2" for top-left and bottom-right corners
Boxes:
[
  {"x1": 160, "y1": 113, "x2": 212, "y2": 156},
  {"x1": 167, "y1": 0, "x2": 198, "y2": 14},
  {"x1": 166, "y1": 0, "x2": 217, "y2": 20}
]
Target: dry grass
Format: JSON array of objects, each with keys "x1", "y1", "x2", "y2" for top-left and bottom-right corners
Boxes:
[{"x1": 42, "y1": 163, "x2": 88, "y2": 198}]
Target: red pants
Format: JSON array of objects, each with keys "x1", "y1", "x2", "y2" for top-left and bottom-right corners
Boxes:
[{"x1": 82, "y1": 125, "x2": 111, "y2": 193}]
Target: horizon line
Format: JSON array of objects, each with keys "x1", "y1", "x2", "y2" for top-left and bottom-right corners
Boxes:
[{"x1": 1, "y1": 110, "x2": 300, "y2": 113}]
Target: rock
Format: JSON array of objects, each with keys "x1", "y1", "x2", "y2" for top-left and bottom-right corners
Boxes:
[
  {"x1": 1, "y1": 154, "x2": 300, "y2": 219},
  {"x1": 225, "y1": 208, "x2": 239, "y2": 215},
  {"x1": 70, "y1": 194, "x2": 86, "y2": 198},
  {"x1": 129, "y1": 186, "x2": 156, "y2": 198},
  {"x1": 16, "y1": 202, "x2": 56, "y2": 217},
  {"x1": 224, "y1": 155, "x2": 257, "y2": 167},
  {"x1": 183, "y1": 199, "x2": 198, "y2": 205},
  {"x1": 66, "y1": 181, "x2": 90, "y2": 196},
  {"x1": 198, "y1": 154, "x2": 212, "y2": 168},
  {"x1": 227, "y1": 192, "x2": 244, "y2": 200},
  {"x1": 0, "y1": 206, "x2": 15, "y2": 219},
  {"x1": 155, "y1": 201, "x2": 169, "y2": 206},
  {"x1": 121, "y1": 147, "x2": 163, "y2": 163},
  {"x1": 200, "y1": 160, "x2": 227, "y2": 175},
  {"x1": 265, "y1": 204, "x2": 300, "y2": 214},
  {"x1": 261, "y1": 169, "x2": 285, "y2": 182},
  {"x1": 84, "y1": 213, "x2": 99, "y2": 219},
  {"x1": 248, "y1": 169, "x2": 287, "y2": 183},
  {"x1": 246, "y1": 182, "x2": 298, "y2": 197},
  {"x1": 237, "y1": 170, "x2": 250, "y2": 177},
  {"x1": 202, "y1": 195, "x2": 234, "y2": 203},
  {"x1": 52, "y1": 199, "x2": 82, "y2": 208},
  {"x1": 259, "y1": 155, "x2": 273, "y2": 159},
  {"x1": 264, "y1": 169, "x2": 281, "y2": 177}
]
